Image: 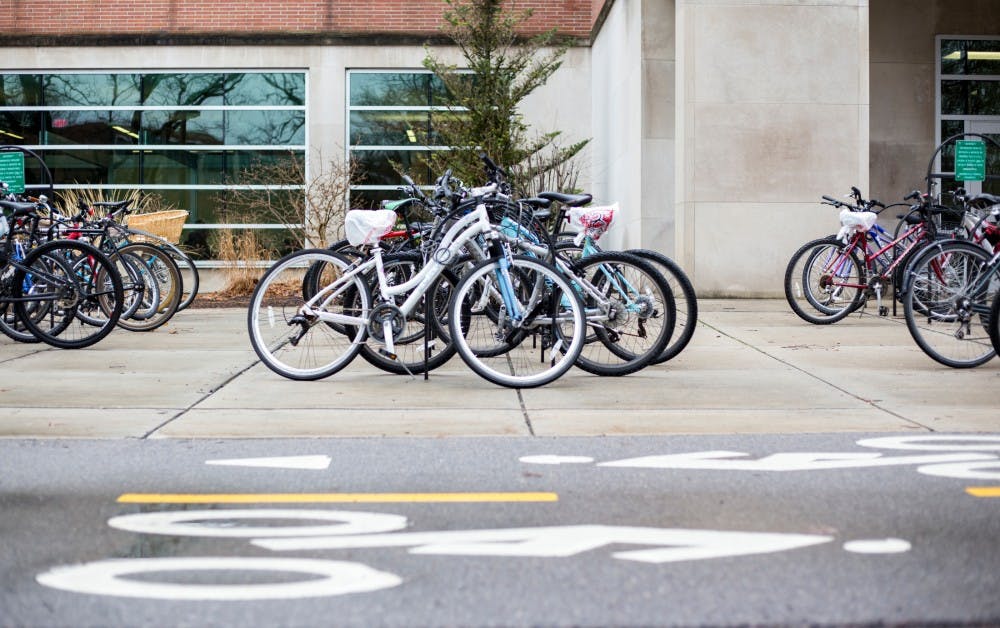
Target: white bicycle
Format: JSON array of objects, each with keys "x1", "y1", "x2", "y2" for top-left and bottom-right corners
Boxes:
[{"x1": 247, "y1": 188, "x2": 588, "y2": 388}]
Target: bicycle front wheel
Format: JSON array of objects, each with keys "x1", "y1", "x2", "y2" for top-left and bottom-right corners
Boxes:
[
  {"x1": 449, "y1": 255, "x2": 585, "y2": 388},
  {"x1": 14, "y1": 239, "x2": 124, "y2": 349},
  {"x1": 903, "y1": 241, "x2": 997, "y2": 368},
  {"x1": 248, "y1": 249, "x2": 370, "y2": 380},
  {"x1": 784, "y1": 236, "x2": 865, "y2": 324}
]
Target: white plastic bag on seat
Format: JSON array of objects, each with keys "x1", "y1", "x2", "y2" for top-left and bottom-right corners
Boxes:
[
  {"x1": 836, "y1": 208, "x2": 878, "y2": 244},
  {"x1": 567, "y1": 203, "x2": 618, "y2": 245},
  {"x1": 345, "y1": 209, "x2": 397, "y2": 246}
]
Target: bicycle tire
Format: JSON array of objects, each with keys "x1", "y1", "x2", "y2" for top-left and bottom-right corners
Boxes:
[
  {"x1": 115, "y1": 243, "x2": 182, "y2": 332},
  {"x1": 784, "y1": 236, "x2": 865, "y2": 324},
  {"x1": 127, "y1": 229, "x2": 200, "y2": 311},
  {"x1": 14, "y1": 239, "x2": 123, "y2": 349},
  {"x1": 0, "y1": 302, "x2": 42, "y2": 343},
  {"x1": 569, "y1": 251, "x2": 675, "y2": 376},
  {"x1": 248, "y1": 248, "x2": 370, "y2": 381},
  {"x1": 903, "y1": 240, "x2": 997, "y2": 368},
  {"x1": 449, "y1": 255, "x2": 585, "y2": 388},
  {"x1": 990, "y1": 288, "x2": 1000, "y2": 356},
  {"x1": 627, "y1": 249, "x2": 698, "y2": 363}
]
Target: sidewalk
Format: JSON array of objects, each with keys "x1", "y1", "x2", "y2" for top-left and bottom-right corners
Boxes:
[{"x1": 1, "y1": 299, "x2": 997, "y2": 439}]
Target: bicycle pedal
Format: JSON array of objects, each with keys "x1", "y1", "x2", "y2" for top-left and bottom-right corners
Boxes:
[
  {"x1": 377, "y1": 347, "x2": 398, "y2": 361},
  {"x1": 878, "y1": 306, "x2": 889, "y2": 317}
]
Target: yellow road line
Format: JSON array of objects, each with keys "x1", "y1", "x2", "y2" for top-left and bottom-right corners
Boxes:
[
  {"x1": 966, "y1": 487, "x2": 1000, "y2": 497},
  {"x1": 117, "y1": 492, "x2": 559, "y2": 504}
]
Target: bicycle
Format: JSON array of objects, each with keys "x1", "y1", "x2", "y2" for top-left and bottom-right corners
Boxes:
[
  {"x1": 248, "y1": 184, "x2": 587, "y2": 389},
  {"x1": 0, "y1": 197, "x2": 124, "y2": 349},
  {"x1": 902, "y1": 206, "x2": 1000, "y2": 368},
  {"x1": 784, "y1": 189, "x2": 946, "y2": 324}
]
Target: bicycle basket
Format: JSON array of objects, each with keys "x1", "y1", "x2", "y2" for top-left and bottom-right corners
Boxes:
[
  {"x1": 345, "y1": 209, "x2": 397, "y2": 246},
  {"x1": 126, "y1": 209, "x2": 189, "y2": 244},
  {"x1": 567, "y1": 204, "x2": 618, "y2": 244}
]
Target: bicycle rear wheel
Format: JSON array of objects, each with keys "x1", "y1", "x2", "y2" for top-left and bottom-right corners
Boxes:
[
  {"x1": 569, "y1": 251, "x2": 675, "y2": 376},
  {"x1": 248, "y1": 249, "x2": 370, "y2": 380},
  {"x1": 449, "y1": 255, "x2": 585, "y2": 388},
  {"x1": 14, "y1": 239, "x2": 123, "y2": 349},
  {"x1": 784, "y1": 236, "x2": 866, "y2": 324},
  {"x1": 115, "y1": 243, "x2": 182, "y2": 332},
  {"x1": 627, "y1": 249, "x2": 697, "y2": 364},
  {"x1": 903, "y1": 241, "x2": 997, "y2": 368}
]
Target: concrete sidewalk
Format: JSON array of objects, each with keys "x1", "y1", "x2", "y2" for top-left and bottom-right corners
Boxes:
[{"x1": 1, "y1": 299, "x2": 997, "y2": 439}]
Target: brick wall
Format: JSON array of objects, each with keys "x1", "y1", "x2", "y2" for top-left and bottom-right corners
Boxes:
[{"x1": 1, "y1": 0, "x2": 596, "y2": 39}]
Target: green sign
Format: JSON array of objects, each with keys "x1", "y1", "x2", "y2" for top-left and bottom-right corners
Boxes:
[
  {"x1": 0, "y1": 151, "x2": 25, "y2": 194},
  {"x1": 955, "y1": 140, "x2": 986, "y2": 182}
]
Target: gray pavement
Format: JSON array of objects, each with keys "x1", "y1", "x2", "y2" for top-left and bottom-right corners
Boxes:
[{"x1": 1, "y1": 299, "x2": 997, "y2": 439}]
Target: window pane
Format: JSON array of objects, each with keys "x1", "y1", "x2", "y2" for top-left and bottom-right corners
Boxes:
[
  {"x1": 41, "y1": 110, "x2": 138, "y2": 146},
  {"x1": 43, "y1": 74, "x2": 141, "y2": 107},
  {"x1": 941, "y1": 80, "x2": 1000, "y2": 116},
  {"x1": 226, "y1": 110, "x2": 305, "y2": 145},
  {"x1": 350, "y1": 73, "x2": 433, "y2": 107},
  {"x1": 352, "y1": 149, "x2": 434, "y2": 186},
  {"x1": 0, "y1": 110, "x2": 41, "y2": 144},
  {"x1": 35, "y1": 149, "x2": 140, "y2": 185},
  {"x1": 142, "y1": 73, "x2": 227, "y2": 106},
  {"x1": 0, "y1": 74, "x2": 43, "y2": 106},
  {"x1": 941, "y1": 39, "x2": 1000, "y2": 75},
  {"x1": 142, "y1": 110, "x2": 224, "y2": 145},
  {"x1": 350, "y1": 110, "x2": 437, "y2": 146},
  {"x1": 227, "y1": 73, "x2": 305, "y2": 106}
]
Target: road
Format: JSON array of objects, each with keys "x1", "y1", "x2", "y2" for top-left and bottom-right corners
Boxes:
[{"x1": 2, "y1": 432, "x2": 998, "y2": 626}]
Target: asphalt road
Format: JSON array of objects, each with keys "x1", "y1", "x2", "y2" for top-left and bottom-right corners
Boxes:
[{"x1": 2, "y1": 432, "x2": 998, "y2": 626}]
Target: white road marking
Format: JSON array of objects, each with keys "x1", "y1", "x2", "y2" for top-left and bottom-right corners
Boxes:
[
  {"x1": 917, "y1": 460, "x2": 1000, "y2": 480},
  {"x1": 108, "y1": 509, "x2": 408, "y2": 538},
  {"x1": 857, "y1": 435, "x2": 1000, "y2": 452},
  {"x1": 843, "y1": 538, "x2": 912, "y2": 554},
  {"x1": 597, "y1": 451, "x2": 995, "y2": 472},
  {"x1": 253, "y1": 525, "x2": 833, "y2": 564},
  {"x1": 37, "y1": 557, "x2": 400, "y2": 600},
  {"x1": 205, "y1": 455, "x2": 332, "y2": 470}
]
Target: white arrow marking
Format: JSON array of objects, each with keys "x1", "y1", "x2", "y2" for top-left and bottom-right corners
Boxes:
[
  {"x1": 205, "y1": 455, "x2": 332, "y2": 470},
  {"x1": 597, "y1": 450, "x2": 996, "y2": 471},
  {"x1": 254, "y1": 525, "x2": 832, "y2": 564},
  {"x1": 843, "y1": 538, "x2": 912, "y2": 554},
  {"x1": 857, "y1": 435, "x2": 1000, "y2": 452}
]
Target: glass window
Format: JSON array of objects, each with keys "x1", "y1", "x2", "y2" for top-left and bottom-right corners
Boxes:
[
  {"x1": 0, "y1": 71, "x2": 306, "y2": 261},
  {"x1": 941, "y1": 39, "x2": 1000, "y2": 76},
  {"x1": 348, "y1": 70, "x2": 462, "y2": 205}
]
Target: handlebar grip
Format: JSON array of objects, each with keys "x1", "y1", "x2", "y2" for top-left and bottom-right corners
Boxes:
[{"x1": 822, "y1": 195, "x2": 839, "y2": 204}]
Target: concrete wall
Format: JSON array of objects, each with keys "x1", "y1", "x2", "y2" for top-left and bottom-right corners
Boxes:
[
  {"x1": 870, "y1": 0, "x2": 1000, "y2": 200},
  {"x1": 675, "y1": 0, "x2": 869, "y2": 296}
]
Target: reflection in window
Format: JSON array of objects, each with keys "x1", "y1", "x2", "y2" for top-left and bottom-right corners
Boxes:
[
  {"x1": 0, "y1": 71, "x2": 307, "y2": 260},
  {"x1": 348, "y1": 70, "x2": 462, "y2": 208}
]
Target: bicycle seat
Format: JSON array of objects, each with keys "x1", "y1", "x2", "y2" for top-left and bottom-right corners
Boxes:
[{"x1": 538, "y1": 191, "x2": 593, "y2": 207}]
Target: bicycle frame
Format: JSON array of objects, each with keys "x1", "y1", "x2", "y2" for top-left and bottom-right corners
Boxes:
[{"x1": 301, "y1": 202, "x2": 498, "y2": 354}]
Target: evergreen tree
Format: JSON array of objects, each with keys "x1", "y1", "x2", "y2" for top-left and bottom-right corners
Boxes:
[{"x1": 423, "y1": 0, "x2": 587, "y2": 194}]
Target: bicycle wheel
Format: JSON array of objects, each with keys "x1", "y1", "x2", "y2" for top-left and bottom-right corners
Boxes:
[
  {"x1": 115, "y1": 243, "x2": 181, "y2": 332},
  {"x1": 127, "y1": 230, "x2": 200, "y2": 311},
  {"x1": 449, "y1": 255, "x2": 585, "y2": 388},
  {"x1": 248, "y1": 249, "x2": 370, "y2": 380},
  {"x1": 14, "y1": 239, "x2": 123, "y2": 349},
  {"x1": 569, "y1": 251, "x2": 675, "y2": 376},
  {"x1": 784, "y1": 236, "x2": 866, "y2": 324},
  {"x1": 903, "y1": 241, "x2": 997, "y2": 368},
  {"x1": 0, "y1": 302, "x2": 41, "y2": 343},
  {"x1": 356, "y1": 252, "x2": 459, "y2": 375},
  {"x1": 627, "y1": 249, "x2": 698, "y2": 363}
]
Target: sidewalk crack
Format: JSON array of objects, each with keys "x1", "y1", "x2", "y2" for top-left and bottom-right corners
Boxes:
[{"x1": 140, "y1": 358, "x2": 261, "y2": 439}]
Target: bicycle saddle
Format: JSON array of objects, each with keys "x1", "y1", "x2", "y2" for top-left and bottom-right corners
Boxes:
[{"x1": 538, "y1": 191, "x2": 593, "y2": 207}]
